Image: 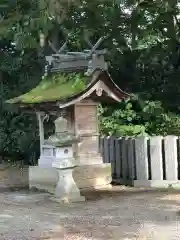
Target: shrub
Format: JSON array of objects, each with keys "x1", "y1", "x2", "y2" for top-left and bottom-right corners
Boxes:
[{"x1": 99, "y1": 96, "x2": 180, "y2": 137}]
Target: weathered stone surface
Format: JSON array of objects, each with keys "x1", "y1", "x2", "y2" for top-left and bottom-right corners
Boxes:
[
  {"x1": 150, "y1": 136, "x2": 163, "y2": 180},
  {"x1": 74, "y1": 164, "x2": 112, "y2": 189},
  {"x1": 127, "y1": 138, "x2": 136, "y2": 180},
  {"x1": 0, "y1": 165, "x2": 28, "y2": 190},
  {"x1": 134, "y1": 180, "x2": 180, "y2": 188},
  {"x1": 76, "y1": 176, "x2": 112, "y2": 189},
  {"x1": 77, "y1": 135, "x2": 99, "y2": 154},
  {"x1": 29, "y1": 163, "x2": 112, "y2": 193},
  {"x1": 29, "y1": 166, "x2": 58, "y2": 194},
  {"x1": 73, "y1": 163, "x2": 111, "y2": 179},
  {"x1": 74, "y1": 101, "x2": 100, "y2": 154},
  {"x1": 52, "y1": 168, "x2": 85, "y2": 203},
  {"x1": 135, "y1": 137, "x2": 149, "y2": 180},
  {"x1": 74, "y1": 102, "x2": 98, "y2": 135},
  {"x1": 164, "y1": 136, "x2": 178, "y2": 180},
  {"x1": 78, "y1": 153, "x2": 103, "y2": 165}
]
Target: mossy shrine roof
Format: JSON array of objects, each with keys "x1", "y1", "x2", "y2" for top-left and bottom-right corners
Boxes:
[
  {"x1": 6, "y1": 70, "x2": 129, "y2": 109},
  {"x1": 7, "y1": 72, "x2": 89, "y2": 104},
  {"x1": 6, "y1": 35, "x2": 131, "y2": 110}
]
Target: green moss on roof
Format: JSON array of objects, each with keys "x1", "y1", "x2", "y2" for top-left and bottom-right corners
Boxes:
[{"x1": 7, "y1": 72, "x2": 88, "y2": 104}]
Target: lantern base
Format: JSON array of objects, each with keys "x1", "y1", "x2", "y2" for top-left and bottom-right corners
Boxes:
[{"x1": 51, "y1": 167, "x2": 85, "y2": 203}]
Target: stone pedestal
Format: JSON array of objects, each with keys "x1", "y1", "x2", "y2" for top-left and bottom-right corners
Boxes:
[
  {"x1": 51, "y1": 153, "x2": 85, "y2": 203},
  {"x1": 72, "y1": 100, "x2": 112, "y2": 188},
  {"x1": 29, "y1": 166, "x2": 58, "y2": 193},
  {"x1": 29, "y1": 163, "x2": 111, "y2": 193},
  {"x1": 51, "y1": 168, "x2": 85, "y2": 203},
  {"x1": 29, "y1": 104, "x2": 112, "y2": 196}
]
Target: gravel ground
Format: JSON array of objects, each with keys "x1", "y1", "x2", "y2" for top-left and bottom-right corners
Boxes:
[{"x1": 0, "y1": 186, "x2": 180, "y2": 239}]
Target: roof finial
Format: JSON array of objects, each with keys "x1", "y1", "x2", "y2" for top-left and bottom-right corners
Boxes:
[{"x1": 45, "y1": 33, "x2": 108, "y2": 73}]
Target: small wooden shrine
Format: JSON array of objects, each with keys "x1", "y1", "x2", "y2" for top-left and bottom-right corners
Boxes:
[{"x1": 7, "y1": 36, "x2": 129, "y2": 202}]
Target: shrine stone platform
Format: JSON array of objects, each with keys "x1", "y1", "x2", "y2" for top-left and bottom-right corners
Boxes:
[{"x1": 29, "y1": 163, "x2": 112, "y2": 194}]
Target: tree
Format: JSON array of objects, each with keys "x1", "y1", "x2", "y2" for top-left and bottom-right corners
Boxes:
[
  {"x1": 1, "y1": 0, "x2": 180, "y2": 162},
  {"x1": 0, "y1": 0, "x2": 47, "y2": 163}
]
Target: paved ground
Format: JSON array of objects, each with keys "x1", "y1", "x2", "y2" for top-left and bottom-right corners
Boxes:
[{"x1": 0, "y1": 186, "x2": 180, "y2": 239}]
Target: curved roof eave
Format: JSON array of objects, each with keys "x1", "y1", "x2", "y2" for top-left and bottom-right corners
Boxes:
[{"x1": 58, "y1": 70, "x2": 130, "y2": 109}]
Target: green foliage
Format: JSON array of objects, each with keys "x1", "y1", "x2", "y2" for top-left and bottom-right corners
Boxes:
[
  {"x1": 0, "y1": 40, "x2": 44, "y2": 164},
  {"x1": 1, "y1": 0, "x2": 180, "y2": 164},
  {"x1": 99, "y1": 97, "x2": 180, "y2": 137}
]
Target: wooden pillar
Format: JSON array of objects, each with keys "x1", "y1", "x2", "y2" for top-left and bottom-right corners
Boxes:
[{"x1": 37, "y1": 112, "x2": 45, "y2": 154}]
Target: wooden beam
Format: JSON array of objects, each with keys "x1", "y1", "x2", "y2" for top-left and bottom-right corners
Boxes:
[{"x1": 36, "y1": 112, "x2": 45, "y2": 155}]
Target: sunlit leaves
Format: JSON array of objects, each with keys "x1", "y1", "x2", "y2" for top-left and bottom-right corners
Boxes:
[{"x1": 100, "y1": 98, "x2": 180, "y2": 137}]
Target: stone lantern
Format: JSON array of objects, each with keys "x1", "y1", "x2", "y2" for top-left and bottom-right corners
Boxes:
[
  {"x1": 6, "y1": 37, "x2": 129, "y2": 202},
  {"x1": 45, "y1": 116, "x2": 84, "y2": 202}
]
